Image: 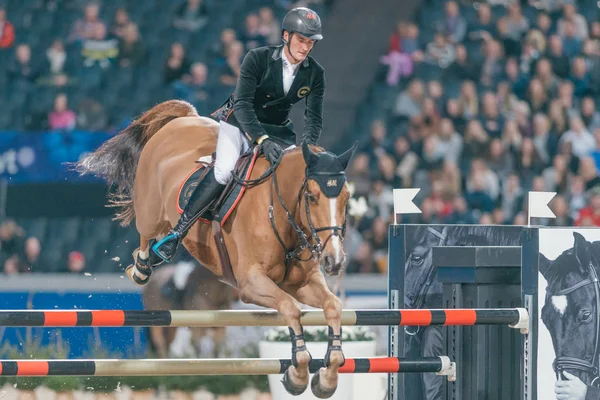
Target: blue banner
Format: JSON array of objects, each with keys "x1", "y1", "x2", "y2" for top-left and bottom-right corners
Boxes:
[{"x1": 0, "y1": 131, "x2": 113, "y2": 183}]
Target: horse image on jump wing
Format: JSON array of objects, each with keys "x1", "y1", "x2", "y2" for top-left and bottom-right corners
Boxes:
[
  {"x1": 75, "y1": 99, "x2": 357, "y2": 398},
  {"x1": 540, "y1": 232, "x2": 600, "y2": 399}
]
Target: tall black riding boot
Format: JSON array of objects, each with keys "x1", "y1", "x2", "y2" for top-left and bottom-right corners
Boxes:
[{"x1": 152, "y1": 168, "x2": 225, "y2": 262}]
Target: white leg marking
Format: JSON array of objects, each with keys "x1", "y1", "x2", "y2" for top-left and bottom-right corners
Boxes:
[
  {"x1": 139, "y1": 247, "x2": 149, "y2": 260},
  {"x1": 329, "y1": 198, "x2": 342, "y2": 265},
  {"x1": 552, "y1": 295, "x2": 568, "y2": 316}
]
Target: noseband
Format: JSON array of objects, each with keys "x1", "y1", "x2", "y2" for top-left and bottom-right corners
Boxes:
[
  {"x1": 548, "y1": 261, "x2": 600, "y2": 387},
  {"x1": 269, "y1": 168, "x2": 346, "y2": 267}
]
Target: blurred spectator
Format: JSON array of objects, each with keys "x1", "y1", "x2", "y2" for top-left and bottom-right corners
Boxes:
[
  {"x1": 560, "y1": 116, "x2": 595, "y2": 158},
  {"x1": 381, "y1": 22, "x2": 423, "y2": 86},
  {"x1": 557, "y1": 4, "x2": 588, "y2": 41},
  {"x1": 479, "y1": 39, "x2": 504, "y2": 88},
  {"x1": 69, "y1": 2, "x2": 104, "y2": 44},
  {"x1": 65, "y1": 251, "x2": 87, "y2": 274},
  {"x1": 49, "y1": 93, "x2": 77, "y2": 131},
  {"x1": 424, "y1": 32, "x2": 455, "y2": 68},
  {"x1": 111, "y1": 7, "x2": 131, "y2": 39},
  {"x1": 0, "y1": 220, "x2": 26, "y2": 265},
  {"x1": 7, "y1": 44, "x2": 39, "y2": 89},
  {"x1": 465, "y1": 172, "x2": 495, "y2": 213},
  {"x1": 436, "y1": 1, "x2": 466, "y2": 44},
  {"x1": 219, "y1": 40, "x2": 243, "y2": 87},
  {"x1": 81, "y1": 23, "x2": 119, "y2": 69},
  {"x1": 347, "y1": 153, "x2": 371, "y2": 197},
  {"x1": 173, "y1": 62, "x2": 211, "y2": 115},
  {"x1": 258, "y1": 7, "x2": 280, "y2": 45},
  {"x1": 393, "y1": 79, "x2": 424, "y2": 119},
  {"x1": 77, "y1": 98, "x2": 107, "y2": 131},
  {"x1": 581, "y1": 97, "x2": 600, "y2": 133},
  {"x1": 38, "y1": 39, "x2": 73, "y2": 87},
  {"x1": 467, "y1": 3, "x2": 494, "y2": 43},
  {"x1": 164, "y1": 42, "x2": 191, "y2": 84},
  {"x1": 118, "y1": 23, "x2": 145, "y2": 68},
  {"x1": 174, "y1": 0, "x2": 208, "y2": 32},
  {"x1": 560, "y1": 22, "x2": 583, "y2": 58},
  {"x1": 211, "y1": 28, "x2": 238, "y2": 66},
  {"x1": 21, "y1": 237, "x2": 43, "y2": 273},
  {"x1": 240, "y1": 13, "x2": 267, "y2": 51},
  {"x1": 576, "y1": 186, "x2": 600, "y2": 226},
  {"x1": 570, "y1": 56, "x2": 591, "y2": 97},
  {"x1": 3, "y1": 257, "x2": 20, "y2": 275},
  {"x1": 0, "y1": 7, "x2": 15, "y2": 49},
  {"x1": 549, "y1": 194, "x2": 573, "y2": 226}
]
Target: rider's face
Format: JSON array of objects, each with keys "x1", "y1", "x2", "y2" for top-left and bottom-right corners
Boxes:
[{"x1": 284, "y1": 32, "x2": 315, "y2": 62}]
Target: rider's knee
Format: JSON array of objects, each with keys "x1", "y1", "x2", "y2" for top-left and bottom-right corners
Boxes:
[{"x1": 214, "y1": 167, "x2": 231, "y2": 185}]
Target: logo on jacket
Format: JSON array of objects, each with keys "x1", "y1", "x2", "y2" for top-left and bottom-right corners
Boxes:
[{"x1": 297, "y1": 86, "x2": 311, "y2": 98}]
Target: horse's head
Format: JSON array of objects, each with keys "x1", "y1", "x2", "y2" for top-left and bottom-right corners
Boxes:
[
  {"x1": 541, "y1": 232, "x2": 600, "y2": 386},
  {"x1": 300, "y1": 141, "x2": 357, "y2": 276}
]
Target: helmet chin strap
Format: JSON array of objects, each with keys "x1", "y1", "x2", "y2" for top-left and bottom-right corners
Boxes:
[
  {"x1": 282, "y1": 32, "x2": 302, "y2": 64},
  {"x1": 283, "y1": 32, "x2": 316, "y2": 64}
]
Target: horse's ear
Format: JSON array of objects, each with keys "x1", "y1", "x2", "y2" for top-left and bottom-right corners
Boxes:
[
  {"x1": 302, "y1": 140, "x2": 319, "y2": 166},
  {"x1": 337, "y1": 141, "x2": 358, "y2": 170},
  {"x1": 574, "y1": 232, "x2": 591, "y2": 274},
  {"x1": 539, "y1": 253, "x2": 552, "y2": 279}
]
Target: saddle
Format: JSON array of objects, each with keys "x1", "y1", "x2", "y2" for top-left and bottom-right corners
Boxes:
[
  {"x1": 176, "y1": 147, "x2": 260, "y2": 288},
  {"x1": 176, "y1": 147, "x2": 259, "y2": 225}
]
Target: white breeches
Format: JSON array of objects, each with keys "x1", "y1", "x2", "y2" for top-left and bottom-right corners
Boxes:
[{"x1": 214, "y1": 121, "x2": 251, "y2": 185}]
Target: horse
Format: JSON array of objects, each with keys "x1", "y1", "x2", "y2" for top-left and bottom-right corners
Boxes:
[
  {"x1": 75, "y1": 100, "x2": 357, "y2": 398},
  {"x1": 402, "y1": 224, "x2": 523, "y2": 400},
  {"x1": 540, "y1": 232, "x2": 600, "y2": 391},
  {"x1": 142, "y1": 261, "x2": 236, "y2": 359}
]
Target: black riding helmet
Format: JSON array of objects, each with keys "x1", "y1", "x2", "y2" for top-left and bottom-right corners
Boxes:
[{"x1": 281, "y1": 7, "x2": 323, "y2": 42}]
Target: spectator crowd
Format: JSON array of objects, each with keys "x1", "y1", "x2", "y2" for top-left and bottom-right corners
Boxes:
[
  {"x1": 2, "y1": 0, "x2": 600, "y2": 276},
  {"x1": 345, "y1": 0, "x2": 600, "y2": 273}
]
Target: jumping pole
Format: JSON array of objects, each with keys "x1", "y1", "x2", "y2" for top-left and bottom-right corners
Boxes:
[
  {"x1": 0, "y1": 308, "x2": 529, "y2": 332},
  {"x1": 0, "y1": 357, "x2": 456, "y2": 380}
]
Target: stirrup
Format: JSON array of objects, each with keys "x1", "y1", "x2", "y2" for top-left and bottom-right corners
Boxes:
[{"x1": 151, "y1": 232, "x2": 180, "y2": 263}]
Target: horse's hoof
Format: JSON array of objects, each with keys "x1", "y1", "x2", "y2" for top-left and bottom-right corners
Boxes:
[
  {"x1": 311, "y1": 368, "x2": 337, "y2": 399},
  {"x1": 125, "y1": 264, "x2": 150, "y2": 286},
  {"x1": 281, "y1": 368, "x2": 308, "y2": 396}
]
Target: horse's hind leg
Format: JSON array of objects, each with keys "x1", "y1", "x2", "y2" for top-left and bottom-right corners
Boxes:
[
  {"x1": 293, "y1": 271, "x2": 344, "y2": 399},
  {"x1": 238, "y1": 267, "x2": 311, "y2": 395},
  {"x1": 126, "y1": 236, "x2": 163, "y2": 285}
]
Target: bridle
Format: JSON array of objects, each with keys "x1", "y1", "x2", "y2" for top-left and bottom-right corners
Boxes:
[
  {"x1": 231, "y1": 148, "x2": 347, "y2": 275},
  {"x1": 269, "y1": 168, "x2": 346, "y2": 267},
  {"x1": 548, "y1": 260, "x2": 600, "y2": 387}
]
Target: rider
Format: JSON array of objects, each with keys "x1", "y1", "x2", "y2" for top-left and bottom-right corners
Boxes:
[{"x1": 152, "y1": 7, "x2": 326, "y2": 263}]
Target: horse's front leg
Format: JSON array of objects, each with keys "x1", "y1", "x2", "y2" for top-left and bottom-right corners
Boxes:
[
  {"x1": 238, "y1": 266, "x2": 311, "y2": 395},
  {"x1": 294, "y1": 269, "x2": 344, "y2": 399}
]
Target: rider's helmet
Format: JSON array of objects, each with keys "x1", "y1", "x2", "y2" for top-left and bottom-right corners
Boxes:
[{"x1": 281, "y1": 7, "x2": 323, "y2": 42}]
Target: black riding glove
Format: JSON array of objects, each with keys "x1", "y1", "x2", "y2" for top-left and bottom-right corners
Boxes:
[{"x1": 261, "y1": 138, "x2": 283, "y2": 163}]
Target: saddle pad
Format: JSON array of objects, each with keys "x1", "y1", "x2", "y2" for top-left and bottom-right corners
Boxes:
[{"x1": 176, "y1": 150, "x2": 260, "y2": 226}]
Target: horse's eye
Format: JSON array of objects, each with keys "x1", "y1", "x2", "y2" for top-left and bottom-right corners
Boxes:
[
  {"x1": 411, "y1": 254, "x2": 423, "y2": 263},
  {"x1": 308, "y1": 194, "x2": 318, "y2": 204},
  {"x1": 582, "y1": 310, "x2": 593, "y2": 323}
]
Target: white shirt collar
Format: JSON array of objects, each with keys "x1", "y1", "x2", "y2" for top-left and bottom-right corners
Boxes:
[{"x1": 281, "y1": 49, "x2": 301, "y2": 73}]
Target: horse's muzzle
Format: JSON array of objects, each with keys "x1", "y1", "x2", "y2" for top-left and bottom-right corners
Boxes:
[{"x1": 321, "y1": 255, "x2": 345, "y2": 276}]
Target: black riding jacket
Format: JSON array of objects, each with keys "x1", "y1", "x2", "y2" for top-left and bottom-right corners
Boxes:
[{"x1": 211, "y1": 45, "x2": 325, "y2": 147}]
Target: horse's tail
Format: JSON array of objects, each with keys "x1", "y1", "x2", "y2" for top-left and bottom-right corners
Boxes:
[{"x1": 75, "y1": 100, "x2": 198, "y2": 226}]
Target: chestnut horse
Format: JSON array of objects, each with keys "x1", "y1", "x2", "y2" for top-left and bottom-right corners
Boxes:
[{"x1": 75, "y1": 100, "x2": 357, "y2": 398}]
